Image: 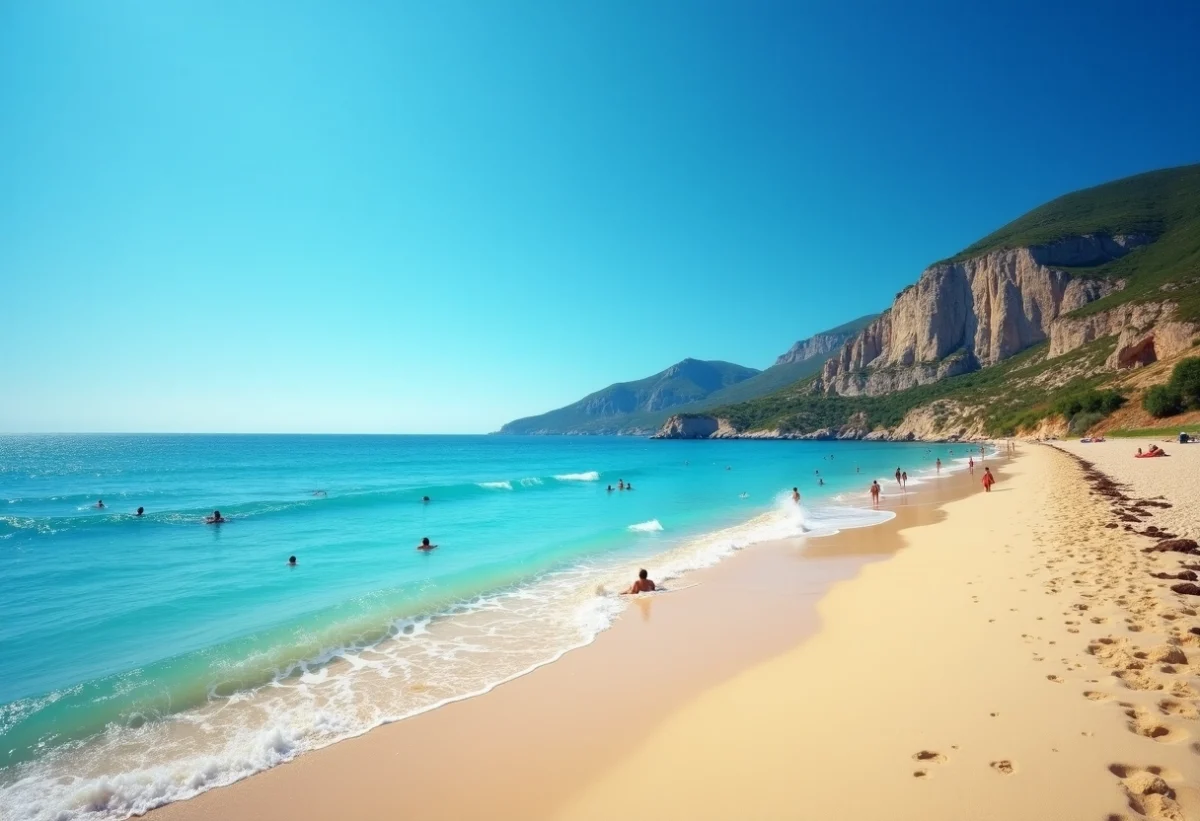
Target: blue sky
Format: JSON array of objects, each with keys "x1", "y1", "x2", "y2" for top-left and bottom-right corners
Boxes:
[{"x1": 2, "y1": 1, "x2": 1198, "y2": 433}]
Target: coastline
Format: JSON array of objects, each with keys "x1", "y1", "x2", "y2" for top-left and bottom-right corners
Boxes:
[
  {"x1": 152, "y1": 459, "x2": 987, "y2": 820},
  {"x1": 561, "y1": 442, "x2": 1200, "y2": 820}
]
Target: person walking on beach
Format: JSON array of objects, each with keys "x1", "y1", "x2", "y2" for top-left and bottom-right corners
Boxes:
[
  {"x1": 417, "y1": 537, "x2": 437, "y2": 551},
  {"x1": 894, "y1": 467, "x2": 902, "y2": 485},
  {"x1": 869, "y1": 480, "x2": 881, "y2": 508},
  {"x1": 901, "y1": 471, "x2": 908, "y2": 489},
  {"x1": 935, "y1": 458, "x2": 942, "y2": 474},
  {"x1": 621, "y1": 568, "x2": 656, "y2": 595},
  {"x1": 792, "y1": 487, "x2": 801, "y2": 505},
  {"x1": 981, "y1": 467, "x2": 995, "y2": 493},
  {"x1": 968, "y1": 456, "x2": 975, "y2": 473}
]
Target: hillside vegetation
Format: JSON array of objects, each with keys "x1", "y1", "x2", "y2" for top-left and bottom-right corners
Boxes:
[{"x1": 950, "y1": 163, "x2": 1200, "y2": 320}]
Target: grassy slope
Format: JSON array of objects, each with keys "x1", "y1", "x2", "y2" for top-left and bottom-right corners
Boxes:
[{"x1": 950, "y1": 163, "x2": 1200, "y2": 321}]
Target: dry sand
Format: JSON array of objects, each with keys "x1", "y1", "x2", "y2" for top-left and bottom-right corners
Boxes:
[
  {"x1": 560, "y1": 445, "x2": 1200, "y2": 820},
  {"x1": 155, "y1": 444, "x2": 1200, "y2": 820}
]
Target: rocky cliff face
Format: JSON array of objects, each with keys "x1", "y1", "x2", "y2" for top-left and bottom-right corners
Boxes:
[
  {"x1": 816, "y1": 234, "x2": 1150, "y2": 396},
  {"x1": 1049, "y1": 302, "x2": 1199, "y2": 369},
  {"x1": 775, "y1": 332, "x2": 853, "y2": 367}
]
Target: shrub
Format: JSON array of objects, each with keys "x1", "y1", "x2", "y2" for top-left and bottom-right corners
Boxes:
[
  {"x1": 1068, "y1": 411, "x2": 1106, "y2": 434},
  {"x1": 1171, "y1": 357, "x2": 1200, "y2": 408},
  {"x1": 1143, "y1": 384, "x2": 1184, "y2": 418}
]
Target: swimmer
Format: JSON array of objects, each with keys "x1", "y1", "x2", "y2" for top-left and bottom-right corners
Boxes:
[
  {"x1": 135, "y1": 506, "x2": 144, "y2": 517},
  {"x1": 818, "y1": 478, "x2": 824, "y2": 486},
  {"x1": 621, "y1": 568, "x2": 656, "y2": 595},
  {"x1": 205, "y1": 510, "x2": 227, "y2": 524},
  {"x1": 618, "y1": 479, "x2": 625, "y2": 490},
  {"x1": 869, "y1": 480, "x2": 881, "y2": 508},
  {"x1": 625, "y1": 483, "x2": 634, "y2": 491},
  {"x1": 792, "y1": 487, "x2": 801, "y2": 504},
  {"x1": 288, "y1": 555, "x2": 297, "y2": 566},
  {"x1": 422, "y1": 495, "x2": 431, "y2": 503},
  {"x1": 417, "y1": 537, "x2": 437, "y2": 551},
  {"x1": 95, "y1": 499, "x2": 105, "y2": 509},
  {"x1": 607, "y1": 485, "x2": 614, "y2": 492},
  {"x1": 312, "y1": 490, "x2": 327, "y2": 497}
]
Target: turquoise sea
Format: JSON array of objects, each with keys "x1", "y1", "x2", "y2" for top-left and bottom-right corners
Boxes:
[{"x1": 0, "y1": 434, "x2": 982, "y2": 820}]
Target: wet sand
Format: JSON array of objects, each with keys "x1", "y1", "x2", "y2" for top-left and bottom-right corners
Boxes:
[{"x1": 154, "y1": 462, "x2": 979, "y2": 820}]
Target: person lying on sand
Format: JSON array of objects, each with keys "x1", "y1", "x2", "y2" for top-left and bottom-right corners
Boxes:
[
  {"x1": 622, "y1": 568, "x2": 656, "y2": 594},
  {"x1": 417, "y1": 537, "x2": 437, "y2": 551},
  {"x1": 205, "y1": 510, "x2": 227, "y2": 524}
]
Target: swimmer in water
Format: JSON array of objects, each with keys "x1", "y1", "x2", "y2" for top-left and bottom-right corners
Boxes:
[
  {"x1": 818, "y1": 478, "x2": 824, "y2": 486},
  {"x1": 625, "y1": 483, "x2": 634, "y2": 491},
  {"x1": 621, "y1": 568, "x2": 656, "y2": 595},
  {"x1": 792, "y1": 487, "x2": 801, "y2": 504},
  {"x1": 422, "y1": 496, "x2": 431, "y2": 503},
  {"x1": 288, "y1": 555, "x2": 297, "y2": 566},
  {"x1": 205, "y1": 510, "x2": 227, "y2": 524},
  {"x1": 417, "y1": 537, "x2": 437, "y2": 551},
  {"x1": 618, "y1": 479, "x2": 625, "y2": 490},
  {"x1": 607, "y1": 485, "x2": 614, "y2": 492},
  {"x1": 135, "y1": 506, "x2": 144, "y2": 517},
  {"x1": 95, "y1": 499, "x2": 105, "y2": 509},
  {"x1": 312, "y1": 490, "x2": 327, "y2": 497}
]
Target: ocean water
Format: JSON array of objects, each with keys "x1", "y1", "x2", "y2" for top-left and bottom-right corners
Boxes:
[{"x1": 0, "y1": 434, "x2": 984, "y2": 820}]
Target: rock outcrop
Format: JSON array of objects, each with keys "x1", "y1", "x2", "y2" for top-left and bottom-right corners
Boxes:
[
  {"x1": 816, "y1": 234, "x2": 1149, "y2": 396},
  {"x1": 653, "y1": 415, "x2": 730, "y2": 439},
  {"x1": 1049, "y1": 301, "x2": 1199, "y2": 369},
  {"x1": 776, "y1": 331, "x2": 857, "y2": 367}
]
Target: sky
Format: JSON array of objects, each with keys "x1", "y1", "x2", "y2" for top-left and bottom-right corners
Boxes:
[{"x1": 2, "y1": 1, "x2": 1198, "y2": 433}]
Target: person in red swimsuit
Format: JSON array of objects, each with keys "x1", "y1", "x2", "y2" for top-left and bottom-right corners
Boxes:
[{"x1": 981, "y1": 467, "x2": 995, "y2": 492}]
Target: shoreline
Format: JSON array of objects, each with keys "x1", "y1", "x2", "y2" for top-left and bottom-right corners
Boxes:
[{"x1": 151, "y1": 457, "x2": 991, "y2": 820}]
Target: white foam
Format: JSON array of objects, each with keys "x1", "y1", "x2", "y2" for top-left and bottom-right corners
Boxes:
[
  {"x1": 476, "y1": 481, "x2": 512, "y2": 491},
  {"x1": 517, "y1": 477, "x2": 543, "y2": 487},
  {"x1": 553, "y1": 471, "x2": 599, "y2": 482},
  {"x1": 627, "y1": 519, "x2": 664, "y2": 532}
]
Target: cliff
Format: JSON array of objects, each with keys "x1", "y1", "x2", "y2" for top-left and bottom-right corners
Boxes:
[
  {"x1": 774, "y1": 314, "x2": 878, "y2": 366},
  {"x1": 815, "y1": 235, "x2": 1145, "y2": 396}
]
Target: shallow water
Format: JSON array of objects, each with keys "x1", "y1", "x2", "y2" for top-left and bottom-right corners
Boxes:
[{"x1": 0, "y1": 434, "x2": 981, "y2": 820}]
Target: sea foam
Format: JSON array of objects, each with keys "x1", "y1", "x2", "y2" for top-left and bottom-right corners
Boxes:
[
  {"x1": 554, "y1": 471, "x2": 599, "y2": 482},
  {"x1": 627, "y1": 519, "x2": 664, "y2": 532}
]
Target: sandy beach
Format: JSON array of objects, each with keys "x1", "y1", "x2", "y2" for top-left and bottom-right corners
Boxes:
[{"x1": 153, "y1": 443, "x2": 1200, "y2": 821}]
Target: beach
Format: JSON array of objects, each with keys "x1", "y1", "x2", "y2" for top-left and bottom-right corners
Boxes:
[{"x1": 147, "y1": 442, "x2": 1200, "y2": 821}]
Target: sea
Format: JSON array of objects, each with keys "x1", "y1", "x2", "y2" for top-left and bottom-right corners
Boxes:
[{"x1": 0, "y1": 434, "x2": 983, "y2": 821}]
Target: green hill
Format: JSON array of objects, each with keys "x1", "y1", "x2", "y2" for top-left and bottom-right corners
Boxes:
[
  {"x1": 951, "y1": 163, "x2": 1200, "y2": 320},
  {"x1": 498, "y1": 315, "x2": 879, "y2": 434},
  {"x1": 499, "y1": 359, "x2": 759, "y2": 434}
]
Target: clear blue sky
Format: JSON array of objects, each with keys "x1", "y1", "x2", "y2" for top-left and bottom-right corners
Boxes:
[{"x1": 2, "y1": 1, "x2": 1198, "y2": 433}]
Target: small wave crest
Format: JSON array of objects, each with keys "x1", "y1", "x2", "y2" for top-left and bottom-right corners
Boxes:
[
  {"x1": 476, "y1": 481, "x2": 513, "y2": 491},
  {"x1": 517, "y1": 477, "x2": 543, "y2": 487},
  {"x1": 627, "y1": 519, "x2": 663, "y2": 533},
  {"x1": 554, "y1": 471, "x2": 599, "y2": 482}
]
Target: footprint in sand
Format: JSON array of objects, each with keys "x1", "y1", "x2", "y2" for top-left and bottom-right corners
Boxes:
[
  {"x1": 1047, "y1": 674, "x2": 1064, "y2": 683},
  {"x1": 1084, "y1": 690, "x2": 1112, "y2": 702},
  {"x1": 912, "y1": 769, "x2": 928, "y2": 778},
  {"x1": 1125, "y1": 709, "x2": 1189, "y2": 743},
  {"x1": 912, "y1": 750, "x2": 946, "y2": 764},
  {"x1": 990, "y1": 760, "x2": 1015, "y2": 775},
  {"x1": 1108, "y1": 764, "x2": 1184, "y2": 820},
  {"x1": 1157, "y1": 699, "x2": 1200, "y2": 720}
]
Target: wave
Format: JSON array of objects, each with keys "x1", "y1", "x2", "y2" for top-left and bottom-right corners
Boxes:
[
  {"x1": 476, "y1": 481, "x2": 513, "y2": 490},
  {"x1": 627, "y1": 519, "x2": 664, "y2": 533},
  {"x1": 554, "y1": 471, "x2": 599, "y2": 482},
  {"x1": 517, "y1": 477, "x2": 543, "y2": 487}
]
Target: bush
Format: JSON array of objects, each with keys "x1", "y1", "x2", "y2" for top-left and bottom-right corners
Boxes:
[
  {"x1": 1171, "y1": 357, "x2": 1200, "y2": 408},
  {"x1": 1143, "y1": 384, "x2": 1184, "y2": 418},
  {"x1": 1068, "y1": 411, "x2": 1106, "y2": 434}
]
